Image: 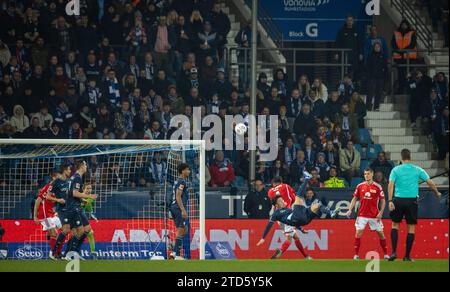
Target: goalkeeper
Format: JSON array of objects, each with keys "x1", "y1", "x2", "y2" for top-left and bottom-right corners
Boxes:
[{"x1": 80, "y1": 184, "x2": 98, "y2": 257}]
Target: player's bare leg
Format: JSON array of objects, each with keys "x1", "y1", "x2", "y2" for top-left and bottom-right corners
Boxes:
[
  {"x1": 272, "y1": 234, "x2": 293, "y2": 259},
  {"x1": 354, "y1": 229, "x2": 364, "y2": 260},
  {"x1": 48, "y1": 228, "x2": 58, "y2": 260},
  {"x1": 293, "y1": 233, "x2": 311, "y2": 260}
]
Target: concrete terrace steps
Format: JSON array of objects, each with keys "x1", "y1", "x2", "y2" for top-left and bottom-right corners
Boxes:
[{"x1": 368, "y1": 94, "x2": 449, "y2": 186}]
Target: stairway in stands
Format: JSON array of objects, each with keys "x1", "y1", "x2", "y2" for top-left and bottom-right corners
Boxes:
[{"x1": 366, "y1": 95, "x2": 449, "y2": 186}]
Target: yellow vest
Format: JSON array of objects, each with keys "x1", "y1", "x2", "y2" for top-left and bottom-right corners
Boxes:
[{"x1": 324, "y1": 177, "x2": 346, "y2": 188}]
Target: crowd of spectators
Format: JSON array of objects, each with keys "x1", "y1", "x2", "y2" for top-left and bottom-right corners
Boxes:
[{"x1": 0, "y1": 0, "x2": 447, "y2": 193}]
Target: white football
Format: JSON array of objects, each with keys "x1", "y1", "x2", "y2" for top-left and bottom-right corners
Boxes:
[{"x1": 235, "y1": 123, "x2": 248, "y2": 135}]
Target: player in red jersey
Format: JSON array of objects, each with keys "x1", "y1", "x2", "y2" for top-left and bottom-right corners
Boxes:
[
  {"x1": 33, "y1": 171, "x2": 65, "y2": 259},
  {"x1": 345, "y1": 167, "x2": 389, "y2": 260},
  {"x1": 267, "y1": 176, "x2": 311, "y2": 260}
]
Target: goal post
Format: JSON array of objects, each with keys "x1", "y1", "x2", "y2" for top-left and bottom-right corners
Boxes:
[{"x1": 0, "y1": 139, "x2": 206, "y2": 260}]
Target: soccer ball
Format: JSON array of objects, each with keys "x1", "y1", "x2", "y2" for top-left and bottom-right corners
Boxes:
[{"x1": 235, "y1": 123, "x2": 248, "y2": 135}]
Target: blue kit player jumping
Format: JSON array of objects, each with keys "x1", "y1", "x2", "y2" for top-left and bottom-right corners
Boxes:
[
  {"x1": 169, "y1": 163, "x2": 191, "y2": 260},
  {"x1": 257, "y1": 176, "x2": 340, "y2": 247}
]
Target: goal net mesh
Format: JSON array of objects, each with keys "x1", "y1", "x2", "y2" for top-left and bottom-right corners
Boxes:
[{"x1": 0, "y1": 142, "x2": 202, "y2": 260}]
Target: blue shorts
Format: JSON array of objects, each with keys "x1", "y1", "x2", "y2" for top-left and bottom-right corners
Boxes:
[
  {"x1": 59, "y1": 209, "x2": 82, "y2": 229},
  {"x1": 170, "y1": 204, "x2": 188, "y2": 229},
  {"x1": 292, "y1": 205, "x2": 315, "y2": 227},
  {"x1": 80, "y1": 211, "x2": 90, "y2": 227}
]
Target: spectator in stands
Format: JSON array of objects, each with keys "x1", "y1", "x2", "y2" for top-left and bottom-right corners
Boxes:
[
  {"x1": 305, "y1": 89, "x2": 325, "y2": 119},
  {"x1": 114, "y1": 100, "x2": 135, "y2": 139},
  {"x1": 271, "y1": 160, "x2": 289, "y2": 184},
  {"x1": 364, "y1": 25, "x2": 389, "y2": 61},
  {"x1": 213, "y1": 68, "x2": 232, "y2": 101},
  {"x1": 10, "y1": 105, "x2": 29, "y2": 134},
  {"x1": 285, "y1": 89, "x2": 303, "y2": 119},
  {"x1": 293, "y1": 74, "x2": 310, "y2": 99},
  {"x1": 257, "y1": 73, "x2": 271, "y2": 100},
  {"x1": 0, "y1": 39, "x2": 11, "y2": 68},
  {"x1": 0, "y1": 104, "x2": 9, "y2": 126},
  {"x1": 324, "y1": 166, "x2": 346, "y2": 188},
  {"x1": 48, "y1": 122, "x2": 64, "y2": 139},
  {"x1": 315, "y1": 153, "x2": 331, "y2": 183},
  {"x1": 337, "y1": 75, "x2": 356, "y2": 104},
  {"x1": 151, "y1": 16, "x2": 176, "y2": 77},
  {"x1": 324, "y1": 91, "x2": 342, "y2": 120},
  {"x1": 311, "y1": 78, "x2": 328, "y2": 102},
  {"x1": 392, "y1": 19, "x2": 417, "y2": 94},
  {"x1": 289, "y1": 150, "x2": 309, "y2": 187},
  {"x1": 151, "y1": 152, "x2": 168, "y2": 185},
  {"x1": 210, "y1": 2, "x2": 231, "y2": 60},
  {"x1": 408, "y1": 69, "x2": 433, "y2": 128},
  {"x1": 335, "y1": 14, "x2": 363, "y2": 79},
  {"x1": 244, "y1": 179, "x2": 272, "y2": 219},
  {"x1": 334, "y1": 103, "x2": 359, "y2": 144},
  {"x1": 374, "y1": 170, "x2": 388, "y2": 189},
  {"x1": 304, "y1": 137, "x2": 317, "y2": 166},
  {"x1": 294, "y1": 104, "x2": 316, "y2": 144},
  {"x1": 280, "y1": 137, "x2": 298, "y2": 168},
  {"x1": 307, "y1": 168, "x2": 323, "y2": 188},
  {"x1": 209, "y1": 151, "x2": 236, "y2": 187},
  {"x1": 349, "y1": 91, "x2": 367, "y2": 128},
  {"x1": 196, "y1": 21, "x2": 219, "y2": 64},
  {"x1": 433, "y1": 72, "x2": 449, "y2": 100},
  {"x1": 366, "y1": 42, "x2": 388, "y2": 111},
  {"x1": 433, "y1": 105, "x2": 449, "y2": 160},
  {"x1": 265, "y1": 86, "x2": 282, "y2": 115},
  {"x1": 339, "y1": 140, "x2": 361, "y2": 184},
  {"x1": 272, "y1": 69, "x2": 291, "y2": 99},
  {"x1": 255, "y1": 161, "x2": 271, "y2": 185},
  {"x1": 421, "y1": 88, "x2": 447, "y2": 136},
  {"x1": 103, "y1": 162, "x2": 123, "y2": 188},
  {"x1": 324, "y1": 140, "x2": 340, "y2": 169},
  {"x1": 22, "y1": 116, "x2": 46, "y2": 139},
  {"x1": 370, "y1": 151, "x2": 394, "y2": 179}
]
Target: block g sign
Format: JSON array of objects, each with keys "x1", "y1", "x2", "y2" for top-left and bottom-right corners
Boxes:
[
  {"x1": 66, "y1": 0, "x2": 80, "y2": 16},
  {"x1": 365, "y1": 0, "x2": 381, "y2": 16}
]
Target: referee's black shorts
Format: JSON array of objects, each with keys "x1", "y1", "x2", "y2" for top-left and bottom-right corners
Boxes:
[{"x1": 390, "y1": 198, "x2": 419, "y2": 225}]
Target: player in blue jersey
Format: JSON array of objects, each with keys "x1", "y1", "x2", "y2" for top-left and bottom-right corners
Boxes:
[
  {"x1": 257, "y1": 176, "x2": 339, "y2": 247},
  {"x1": 50, "y1": 163, "x2": 72, "y2": 259},
  {"x1": 169, "y1": 163, "x2": 191, "y2": 260},
  {"x1": 63, "y1": 160, "x2": 98, "y2": 260}
]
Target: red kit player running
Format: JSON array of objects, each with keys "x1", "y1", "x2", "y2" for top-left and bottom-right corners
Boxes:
[
  {"x1": 33, "y1": 171, "x2": 66, "y2": 259},
  {"x1": 346, "y1": 167, "x2": 390, "y2": 260},
  {"x1": 267, "y1": 176, "x2": 311, "y2": 260}
]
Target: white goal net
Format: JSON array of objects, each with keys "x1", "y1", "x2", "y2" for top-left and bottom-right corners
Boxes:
[{"x1": 0, "y1": 139, "x2": 206, "y2": 260}]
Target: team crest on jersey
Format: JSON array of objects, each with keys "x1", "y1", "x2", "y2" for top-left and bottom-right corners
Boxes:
[
  {"x1": 364, "y1": 192, "x2": 372, "y2": 198},
  {"x1": 76, "y1": 183, "x2": 80, "y2": 189}
]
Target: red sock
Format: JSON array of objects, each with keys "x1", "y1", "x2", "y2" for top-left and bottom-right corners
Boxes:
[
  {"x1": 295, "y1": 238, "x2": 308, "y2": 257},
  {"x1": 49, "y1": 237, "x2": 57, "y2": 251},
  {"x1": 354, "y1": 238, "x2": 361, "y2": 256},
  {"x1": 55, "y1": 239, "x2": 65, "y2": 256},
  {"x1": 380, "y1": 239, "x2": 388, "y2": 255},
  {"x1": 280, "y1": 240, "x2": 291, "y2": 254}
]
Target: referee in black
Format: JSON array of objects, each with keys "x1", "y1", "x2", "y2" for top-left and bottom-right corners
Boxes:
[{"x1": 388, "y1": 149, "x2": 442, "y2": 261}]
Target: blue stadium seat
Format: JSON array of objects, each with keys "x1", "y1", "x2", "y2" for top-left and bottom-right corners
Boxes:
[
  {"x1": 360, "y1": 159, "x2": 371, "y2": 173},
  {"x1": 367, "y1": 144, "x2": 383, "y2": 160},
  {"x1": 351, "y1": 177, "x2": 364, "y2": 188},
  {"x1": 354, "y1": 144, "x2": 362, "y2": 154},
  {"x1": 358, "y1": 129, "x2": 372, "y2": 146}
]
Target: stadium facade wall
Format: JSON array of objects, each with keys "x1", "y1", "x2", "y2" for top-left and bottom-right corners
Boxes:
[{"x1": 1, "y1": 219, "x2": 448, "y2": 260}]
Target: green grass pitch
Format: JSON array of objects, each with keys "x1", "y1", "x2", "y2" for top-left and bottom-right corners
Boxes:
[{"x1": 0, "y1": 260, "x2": 448, "y2": 272}]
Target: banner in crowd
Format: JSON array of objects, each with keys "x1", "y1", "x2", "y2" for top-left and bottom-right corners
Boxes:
[
  {"x1": 2, "y1": 219, "x2": 448, "y2": 260},
  {"x1": 259, "y1": 0, "x2": 373, "y2": 41}
]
